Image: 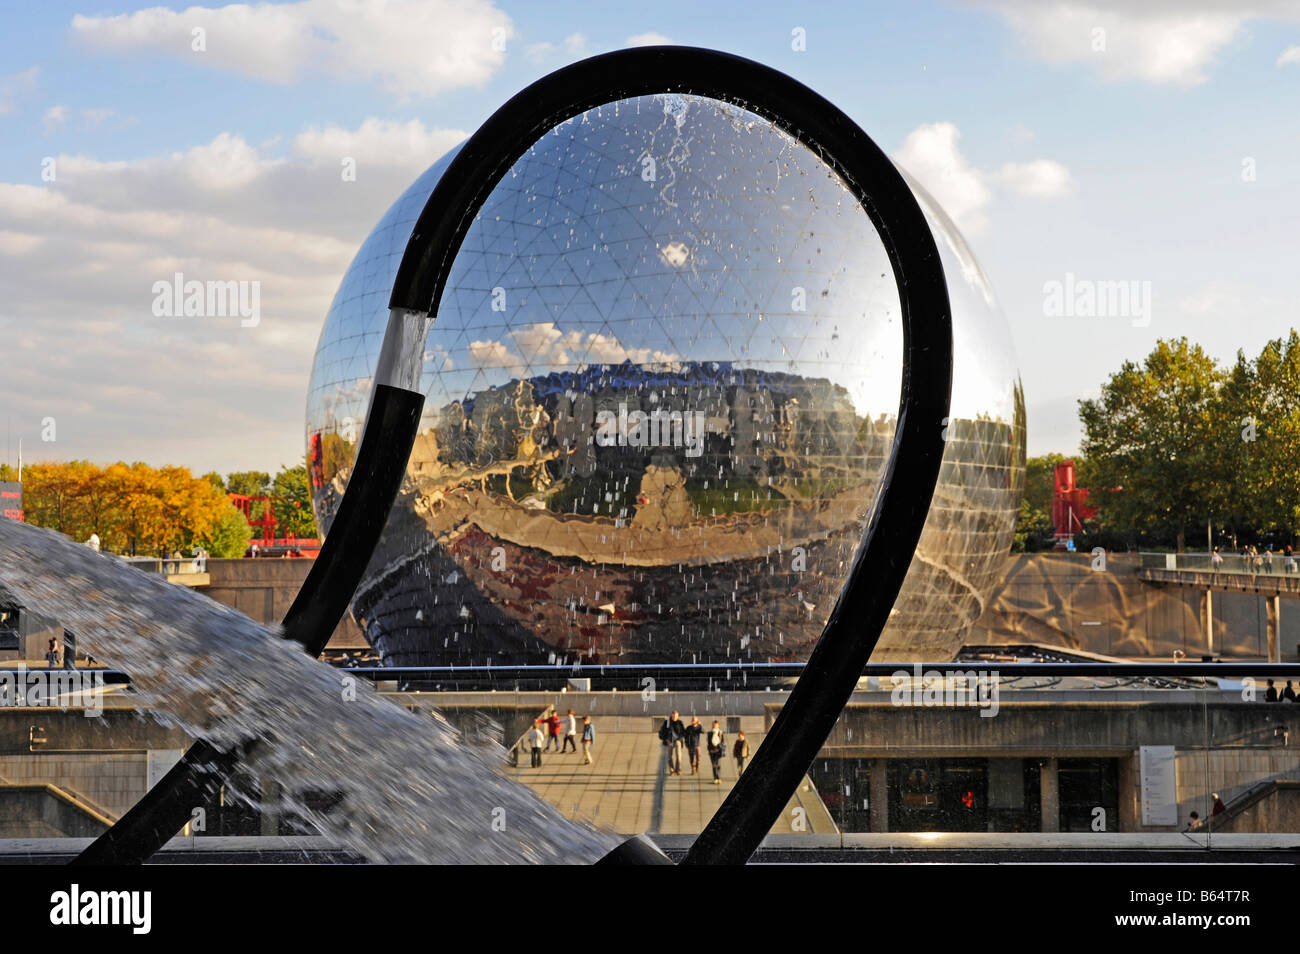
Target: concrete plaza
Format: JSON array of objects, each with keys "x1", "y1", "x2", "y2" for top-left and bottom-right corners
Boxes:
[{"x1": 508, "y1": 718, "x2": 835, "y2": 837}]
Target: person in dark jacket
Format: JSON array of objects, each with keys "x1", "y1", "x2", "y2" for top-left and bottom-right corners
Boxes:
[
  {"x1": 1266, "y1": 679, "x2": 1279, "y2": 702},
  {"x1": 683, "y1": 716, "x2": 704, "y2": 775},
  {"x1": 733, "y1": 731, "x2": 751, "y2": 775},
  {"x1": 706, "y1": 720, "x2": 726, "y2": 784},
  {"x1": 1284, "y1": 681, "x2": 1298, "y2": 702},
  {"x1": 658, "y1": 710, "x2": 686, "y2": 776}
]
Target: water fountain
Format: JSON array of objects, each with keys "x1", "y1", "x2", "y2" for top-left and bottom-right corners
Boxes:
[{"x1": 0, "y1": 47, "x2": 952, "y2": 865}]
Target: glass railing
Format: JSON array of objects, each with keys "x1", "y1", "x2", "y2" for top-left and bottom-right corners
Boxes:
[{"x1": 1139, "y1": 550, "x2": 1300, "y2": 577}]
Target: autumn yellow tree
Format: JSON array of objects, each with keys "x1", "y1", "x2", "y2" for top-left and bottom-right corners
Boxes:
[{"x1": 21, "y1": 460, "x2": 234, "y2": 555}]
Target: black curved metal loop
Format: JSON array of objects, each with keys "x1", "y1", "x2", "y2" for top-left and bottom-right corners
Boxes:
[
  {"x1": 384, "y1": 46, "x2": 953, "y2": 864},
  {"x1": 73, "y1": 384, "x2": 424, "y2": 865},
  {"x1": 77, "y1": 45, "x2": 952, "y2": 866}
]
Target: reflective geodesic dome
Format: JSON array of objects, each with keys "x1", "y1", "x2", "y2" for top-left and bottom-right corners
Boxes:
[{"x1": 305, "y1": 93, "x2": 1024, "y2": 666}]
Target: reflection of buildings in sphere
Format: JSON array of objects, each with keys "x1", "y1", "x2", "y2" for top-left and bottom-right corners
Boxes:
[{"x1": 306, "y1": 93, "x2": 1025, "y2": 667}]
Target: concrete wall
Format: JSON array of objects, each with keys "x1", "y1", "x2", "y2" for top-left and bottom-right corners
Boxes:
[
  {"x1": 0, "y1": 753, "x2": 147, "y2": 819},
  {"x1": 817, "y1": 698, "x2": 1300, "y2": 833},
  {"x1": 197, "y1": 558, "x2": 366, "y2": 650},
  {"x1": 0, "y1": 784, "x2": 111, "y2": 838},
  {"x1": 969, "y1": 553, "x2": 1300, "y2": 660},
  {"x1": 1212, "y1": 781, "x2": 1300, "y2": 833},
  {"x1": 0, "y1": 706, "x2": 191, "y2": 818}
]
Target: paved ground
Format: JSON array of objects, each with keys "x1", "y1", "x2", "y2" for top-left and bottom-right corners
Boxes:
[{"x1": 510, "y1": 722, "x2": 836, "y2": 837}]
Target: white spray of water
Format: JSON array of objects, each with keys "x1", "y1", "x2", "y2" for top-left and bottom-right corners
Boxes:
[{"x1": 0, "y1": 517, "x2": 618, "y2": 863}]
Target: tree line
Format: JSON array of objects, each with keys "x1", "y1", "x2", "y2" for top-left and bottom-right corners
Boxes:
[
  {"x1": 1016, "y1": 331, "x2": 1300, "y2": 553},
  {"x1": 0, "y1": 460, "x2": 317, "y2": 558}
]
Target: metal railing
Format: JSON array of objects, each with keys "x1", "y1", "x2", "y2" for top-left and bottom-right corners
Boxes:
[
  {"x1": 121, "y1": 555, "x2": 207, "y2": 576},
  {"x1": 1139, "y1": 551, "x2": 1299, "y2": 576}
]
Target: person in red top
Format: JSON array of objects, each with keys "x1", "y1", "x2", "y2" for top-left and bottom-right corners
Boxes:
[{"x1": 546, "y1": 712, "x2": 562, "y2": 752}]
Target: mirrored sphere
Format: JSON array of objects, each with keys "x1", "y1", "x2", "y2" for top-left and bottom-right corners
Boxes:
[{"x1": 305, "y1": 93, "x2": 1025, "y2": 666}]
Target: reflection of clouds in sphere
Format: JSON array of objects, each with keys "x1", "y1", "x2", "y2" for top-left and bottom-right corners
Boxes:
[{"x1": 305, "y1": 94, "x2": 1025, "y2": 667}]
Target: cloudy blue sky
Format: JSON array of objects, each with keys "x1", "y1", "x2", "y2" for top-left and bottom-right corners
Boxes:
[{"x1": 1, "y1": 0, "x2": 1298, "y2": 473}]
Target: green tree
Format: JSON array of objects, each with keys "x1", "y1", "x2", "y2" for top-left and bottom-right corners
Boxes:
[
  {"x1": 225, "y1": 471, "x2": 269, "y2": 496},
  {"x1": 1012, "y1": 453, "x2": 1066, "y2": 552},
  {"x1": 271, "y1": 463, "x2": 317, "y2": 538},
  {"x1": 1215, "y1": 331, "x2": 1300, "y2": 546},
  {"x1": 198, "y1": 504, "x2": 254, "y2": 557},
  {"x1": 225, "y1": 470, "x2": 271, "y2": 523},
  {"x1": 1079, "y1": 337, "x2": 1224, "y2": 551}
]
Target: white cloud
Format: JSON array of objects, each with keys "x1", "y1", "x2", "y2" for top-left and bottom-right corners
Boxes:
[
  {"x1": 466, "y1": 322, "x2": 680, "y2": 375},
  {"x1": 0, "y1": 66, "x2": 38, "y2": 114},
  {"x1": 976, "y1": 1, "x2": 1300, "y2": 86},
  {"x1": 81, "y1": 107, "x2": 116, "y2": 128},
  {"x1": 524, "y1": 32, "x2": 588, "y2": 63},
  {"x1": 468, "y1": 339, "x2": 521, "y2": 371},
  {"x1": 1279, "y1": 44, "x2": 1300, "y2": 65},
  {"x1": 43, "y1": 106, "x2": 123, "y2": 135},
  {"x1": 294, "y1": 118, "x2": 467, "y2": 170},
  {"x1": 894, "y1": 122, "x2": 994, "y2": 234},
  {"x1": 626, "y1": 32, "x2": 672, "y2": 47},
  {"x1": 994, "y1": 159, "x2": 1078, "y2": 197},
  {"x1": 71, "y1": 0, "x2": 513, "y2": 98},
  {"x1": 42, "y1": 105, "x2": 68, "y2": 134},
  {"x1": 0, "y1": 118, "x2": 469, "y2": 471},
  {"x1": 893, "y1": 122, "x2": 1076, "y2": 234}
]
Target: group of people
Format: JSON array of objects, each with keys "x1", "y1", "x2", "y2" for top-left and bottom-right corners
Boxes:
[
  {"x1": 527, "y1": 708, "x2": 595, "y2": 767},
  {"x1": 1211, "y1": 545, "x2": 1298, "y2": 573},
  {"x1": 658, "y1": 710, "x2": 751, "y2": 784},
  {"x1": 1185, "y1": 793, "x2": 1227, "y2": 831},
  {"x1": 523, "y1": 707, "x2": 757, "y2": 785},
  {"x1": 1264, "y1": 680, "x2": 1300, "y2": 702}
]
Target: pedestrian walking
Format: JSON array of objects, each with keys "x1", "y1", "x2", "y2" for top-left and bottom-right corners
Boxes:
[
  {"x1": 658, "y1": 710, "x2": 685, "y2": 776},
  {"x1": 581, "y1": 715, "x2": 595, "y2": 765},
  {"x1": 45, "y1": 638, "x2": 59, "y2": 670},
  {"x1": 529, "y1": 724, "x2": 545, "y2": 768},
  {"x1": 683, "y1": 715, "x2": 703, "y2": 775},
  {"x1": 545, "y1": 710, "x2": 562, "y2": 752},
  {"x1": 562, "y1": 707, "x2": 578, "y2": 753},
  {"x1": 1284, "y1": 681, "x2": 1297, "y2": 702},
  {"x1": 733, "y1": 731, "x2": 750, "y2": 775},
  {"x1": 706, "y1": 720, "x2": 726, "y2": 784},
  {"x1": 1266, "y1": 679, "x2": 1279, "y2": 702}
]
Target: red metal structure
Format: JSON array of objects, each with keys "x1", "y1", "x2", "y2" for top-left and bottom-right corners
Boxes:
[
  {"x1": 227, "y1": 493, "x2": 275, "y2": 540},
  {"x1": 227, "y1": 493, "x2": 321, "y2": 557},
  {"x1": 1051, "y1": 460, "x2": 1096, "y2": 548}
]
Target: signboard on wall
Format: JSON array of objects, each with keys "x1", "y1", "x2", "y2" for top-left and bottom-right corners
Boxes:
[
  {"x1": 1139, "y1": 744, "x2": 1178, "y2": 826},
  {"x1": 0, "y1": 481, "x2": 22, "y2": 521}
]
